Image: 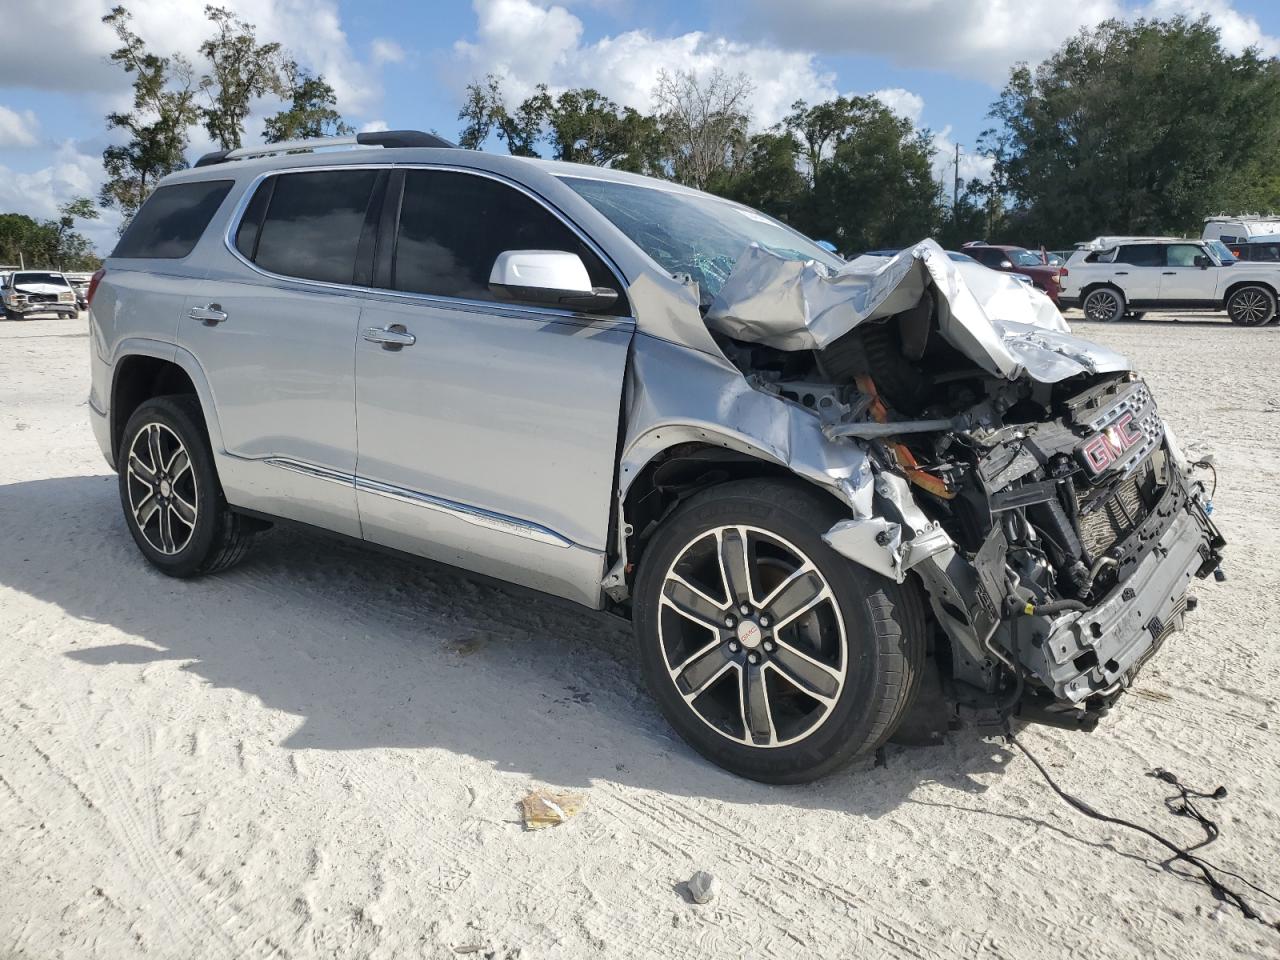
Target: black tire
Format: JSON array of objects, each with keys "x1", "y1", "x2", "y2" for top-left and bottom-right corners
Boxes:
[
  {"x1": 1082, "y1": 286, "x2": 1125, "y2": 322},
  {"x1": 1226, "y1": 285, "x2": 1277, "y2": 326},
  {"x1": 117, "y1": 395, "x2": 256, "y2": 577},
  {"x1": 632, "y1": 478, "x2": 925, "y2": 783}
]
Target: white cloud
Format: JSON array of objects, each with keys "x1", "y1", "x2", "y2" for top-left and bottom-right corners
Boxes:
[
  {"x1": 0, "y1": 142, "x2": 123, "y2": 253},
  {"x1": 371, "y1": 38, "x2": 406, "y2": 65},
  {"x1": 453, "y1": 0, "x2": 836, "y2": 128},
  {"x1": 0, "y1": 106, "x2": 40, "y2": 147},
  {"x1": 872, "y1": 88, "x2": 925, "y2": 126},
  {"x1": 736, "y1": 0, "x2": 1121, "y2": 85},
  {"x1": 931, "y1": 125, "x2": 995, "y2": 188},
  {"x1": 360, "y1": 120, "x2": 390, "y2": 133},
  {"x1": 734, "y1": 0, "x2": 1280, "y2": 86},
  {"x1": 2, "y1": 0, "x2": 381, "y2": 115}
]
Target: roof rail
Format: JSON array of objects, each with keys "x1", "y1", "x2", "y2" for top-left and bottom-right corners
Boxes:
[{"x1": 193, "y1": 130, "x2": 456, "y2": 167}]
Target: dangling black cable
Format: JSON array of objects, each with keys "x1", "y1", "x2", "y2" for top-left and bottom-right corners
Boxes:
[{"x1": 1008, "y1": 732, "x2": 1280, "y2": 929}]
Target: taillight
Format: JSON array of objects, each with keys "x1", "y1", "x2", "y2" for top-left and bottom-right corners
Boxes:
[
  {"x1": 86, "y1": 268, "x2": 105, "y2": 307},
  {"x1": 1059, "y1": 267, "x2": 1069, "y2": 277}
]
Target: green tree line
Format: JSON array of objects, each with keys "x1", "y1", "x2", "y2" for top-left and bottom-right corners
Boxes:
[
  {"x1": 8, "y1": 10, "x2": 1273, "y2": 266},
  {"x1": 0, "y1": 199, "x2": 101, "y2": 272},
  {"x1": 460, "y1": 15, "x2": 1280, "y2": 253}
]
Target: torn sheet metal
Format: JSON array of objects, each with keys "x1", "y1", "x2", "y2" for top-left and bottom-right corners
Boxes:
[
  {"x1": 705, "y1": 239, "x2": 1129, "y2": 384},
  {"x1": 618, "y1": 332, "x2": 876, "y2": 517}
]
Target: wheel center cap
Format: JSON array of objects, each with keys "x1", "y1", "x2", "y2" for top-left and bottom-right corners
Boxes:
[
  {"x1": 735, "y1": 619, "x2": 762, "y2": 649},
  {"x1": 159, "y1": 479, "x2": 171, "y2": 498}
]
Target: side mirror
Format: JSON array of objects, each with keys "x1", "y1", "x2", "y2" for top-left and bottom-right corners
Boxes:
[
  {"x1": 489, "y1": 250, "x2": 619, "y2": 313},
  {"x1": 1194, "y1": 254, "x2": 1211, "y2": 269},
  {"x1": 999, "y1": 259, "x2": 1014, "y2": 269}
]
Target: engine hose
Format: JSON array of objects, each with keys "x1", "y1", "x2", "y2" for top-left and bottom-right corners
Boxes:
[{"x1": 1019, "y1": 599, "x2": 1089, "y2": 617}]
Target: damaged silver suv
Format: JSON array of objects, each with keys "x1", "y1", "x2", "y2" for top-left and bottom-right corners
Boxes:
[{"x1": 88, "y1": 131, "x2": 1224, "y2": 782}]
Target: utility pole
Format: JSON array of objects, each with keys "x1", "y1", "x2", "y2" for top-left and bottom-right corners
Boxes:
[{"x1": 953, "y1": 142, "x2": 961, "y2": 218}]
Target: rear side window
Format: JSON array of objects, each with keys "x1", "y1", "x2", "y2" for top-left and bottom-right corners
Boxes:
[
  {"x1": 391, "y1": 169, "x2": 626, "y2": 313},
  {"x1": 249, "y1": 170, "x2": 380, "y2": 285},
  {"x1": 111, "y1": 179, "x2": 233, "y2": 259},
  {"x1": 1114, "y1": 244, "x2": 1164, "y2": 266}
]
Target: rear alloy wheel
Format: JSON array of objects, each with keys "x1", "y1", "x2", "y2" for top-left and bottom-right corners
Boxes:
[
  {"x1": 1082, "y1": 287, "x2": 1125, "y2": 322},
  {"x1": 1226, "y1": 285, "x2": 1277, "y2": 326},
  {"x1": 119, "y1": 396, "x2": 257, "y2": 577},
  {"x1": 633, "y1": 479, "x2": 924, "y2": 783}
]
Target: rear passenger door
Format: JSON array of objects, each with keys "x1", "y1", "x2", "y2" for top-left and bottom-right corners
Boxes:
[
  {"x1": 352, "y1": 168, "x2": 634, "y2": 605},
  {"x1": 180, "y1": 167, "x2": 384, "y2": 538},
  {"x1": 1108, "y1": 244, "x2": 1164, "y2": 303}
]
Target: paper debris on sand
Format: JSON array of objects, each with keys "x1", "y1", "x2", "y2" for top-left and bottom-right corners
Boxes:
[{"x1": 519, "y1": 788, "x2": 585, "y2": 830}]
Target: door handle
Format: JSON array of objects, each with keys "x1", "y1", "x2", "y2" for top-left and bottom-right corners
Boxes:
[
  {"x1": 1162, "y1": 271, "x2": 1176, "y2": 275},
  {"x1": 1114, "y1": 271, "x2": 1128, "y2": 275},
  {"x1": 363, "y1": 324, "x2": 416, "y2": 350},
  {"x1": 189, "y1": 303, "x2": 227, "y2": 325}
]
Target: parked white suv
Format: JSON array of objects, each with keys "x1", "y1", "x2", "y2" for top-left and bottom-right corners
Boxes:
[{"x1": 1060, "y1": 237, "x2": 1280, "y2": 325}]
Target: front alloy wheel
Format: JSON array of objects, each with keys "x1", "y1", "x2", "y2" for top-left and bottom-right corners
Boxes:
[
  {"x1": 1227, "y1": 285, "x2": 1277, "y2": 326},
  {"x1": 633, "y1": 478, "x2": 925, "y2": 783},
  {"x1": 659, "y1": 524, "x2": 847, "y2": 749}
]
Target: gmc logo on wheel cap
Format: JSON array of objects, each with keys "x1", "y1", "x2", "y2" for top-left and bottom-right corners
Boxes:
[{"x1": 1078, "y1": 412, "x2": 1143, "y2": 475}]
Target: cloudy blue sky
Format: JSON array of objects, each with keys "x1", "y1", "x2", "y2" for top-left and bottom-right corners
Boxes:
[{"x1": 3, "y1": 0, "x2": 1278, "y2": 251}]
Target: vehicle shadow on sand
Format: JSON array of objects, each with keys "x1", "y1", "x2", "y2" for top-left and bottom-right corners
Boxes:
[{"x1": 3, "y1": 473, "x2": 1018, "y2": 816}]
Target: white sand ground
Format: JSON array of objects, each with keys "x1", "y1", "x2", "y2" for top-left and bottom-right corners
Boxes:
[{"x1": 1, "y1": 311, "x2": 1277, "y2": 960}]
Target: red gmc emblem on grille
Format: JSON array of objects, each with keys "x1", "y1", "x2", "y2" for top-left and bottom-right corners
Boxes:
[{"x1": 1079, "y1": 412, "x2": 1143, "y2": 475}]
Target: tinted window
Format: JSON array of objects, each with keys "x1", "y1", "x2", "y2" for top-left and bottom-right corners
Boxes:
[
  {"x1": 112, "y1": 179, "x2": 233, "y2": 259},
  {"x1": 970, "y1": 248, "x2": 1006, "y2": 267},
  {"x1": 392, "y1": 170, "x2": 625, "y2": 313},
  {"x1": 253, "y1": 170, "x2": 379, "y2": 284},
  {"x1": 1114, "y1": 244, "x2": 1164, "y2": 266},
  {"x1": 1243, "y1": 243, "x2": 1280, "y2": 262}
]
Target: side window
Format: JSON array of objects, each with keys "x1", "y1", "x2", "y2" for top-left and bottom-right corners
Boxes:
[
  {"x1": 971, "y1": 249, "x2": 1002, "y2": 267},
  {"x1": 248, "y1": 169, "x2": 379, "y2": 285},
  {"x1": 111, "y1": 179, "x2": 233, "y2": 259},
  {"x1": 1114, "y1": 244, "x2": 1164, "y2": 267},
  {"x1": 1166, "y1": 244, "x2": 1203, "y2": 268},
  {"x1": 391, "y1": 170, "x2": 627, "y2": 314},
  {"x1": 1259, "y1": 244, "x2": 1280, "y2": 262}
]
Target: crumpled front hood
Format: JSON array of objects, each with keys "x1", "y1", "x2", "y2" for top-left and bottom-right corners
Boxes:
[
  {"x1": 705, "y1": 239, "x2": 1130, "y2": 384},
  {"x1": 12, "y1": 283, "x2": 71, "y2": 296}
]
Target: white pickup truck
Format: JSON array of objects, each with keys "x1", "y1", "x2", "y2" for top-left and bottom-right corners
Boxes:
[
  {"x1": 1, "y1": 270, "x2": 79, "y2": 320},
  {"x1": 1059, "y1": 237, "x2": 1280, "y2": 326}
]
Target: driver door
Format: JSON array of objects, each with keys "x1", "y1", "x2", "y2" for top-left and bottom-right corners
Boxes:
[
  {"x1": 353, "y1": 168, "x2": 634, "y2": 606},
  {"x1": 1158, "y1": 243, "x2": 1219, "y2": 304}
]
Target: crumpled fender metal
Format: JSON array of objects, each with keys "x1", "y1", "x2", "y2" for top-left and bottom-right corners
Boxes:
[
  {"x1": 612, "y1": 330, "x2": 955, "y2": 596},
  {"x1": 705, "y1": 239, "x2": 1131, "y2": 384}
]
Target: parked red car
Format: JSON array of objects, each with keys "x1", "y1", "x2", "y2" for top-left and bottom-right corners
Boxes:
[{"x1": 961, "y1": 243, "x2": 1064, "y2": 304}]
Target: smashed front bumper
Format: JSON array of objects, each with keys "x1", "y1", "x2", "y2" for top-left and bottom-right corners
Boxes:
[{"x1": 1020, "y1": 486, "x2": 1220, "y2": 701}]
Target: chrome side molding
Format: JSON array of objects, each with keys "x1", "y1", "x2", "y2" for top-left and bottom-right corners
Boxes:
[{"x1": 261, "y1": 457, "x2": 572, "y2": 548}]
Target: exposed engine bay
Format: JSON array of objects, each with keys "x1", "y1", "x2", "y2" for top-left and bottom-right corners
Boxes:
[{"x1": 637, "y1": 240, "x2": 1228, "y2": 727}]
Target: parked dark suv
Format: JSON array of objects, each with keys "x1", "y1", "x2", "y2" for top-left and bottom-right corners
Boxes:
[{"x1": 962, "y1": 243, "x2": 1064, "y2": 304}]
